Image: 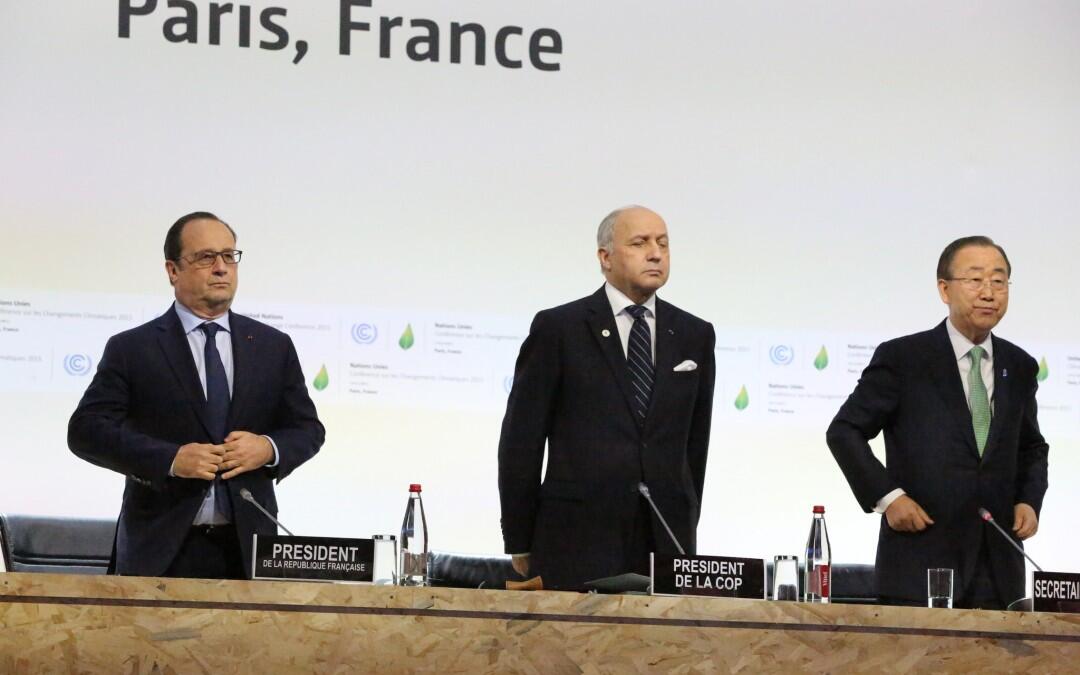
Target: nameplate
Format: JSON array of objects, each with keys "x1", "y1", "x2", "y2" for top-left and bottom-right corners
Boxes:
[
  {"x1": 1033, "y1": 571, "x2": 1080, "y2": 613},
  {"x1": 252, "y1": 535, "x2": 374, "y2": 583},
  {"x1": 650, "y1": 553, "x2": 766, "y2": 599}
]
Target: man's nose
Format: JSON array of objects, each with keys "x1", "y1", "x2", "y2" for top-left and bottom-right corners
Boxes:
[{"x1": 211, "y1": 255, "x2": 229, "y2": 274}]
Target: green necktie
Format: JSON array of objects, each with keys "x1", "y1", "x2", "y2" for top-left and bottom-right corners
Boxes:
[{"x1": 968, "y1": 346, "x2": 992, "y2": 456}]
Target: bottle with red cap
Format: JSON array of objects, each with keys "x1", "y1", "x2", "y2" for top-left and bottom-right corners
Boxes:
[
  {"x1": 804, "y1": 505, "x2": 831, "y2": 603},
  {"x1": 399, "y1": 483, "x2": 429, "y2": 586}
]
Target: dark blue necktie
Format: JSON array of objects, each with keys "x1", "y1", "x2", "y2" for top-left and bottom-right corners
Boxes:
[
  {"x1": 198, "y1": 322, "x2": 233, "y2": 520},
  {"x1": 625, "y1": 305, "x2": 654, "y2": 423}
]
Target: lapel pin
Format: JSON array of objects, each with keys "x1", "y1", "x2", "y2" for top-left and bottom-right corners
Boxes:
[
  {"x1": 601, "y1": 329, "x2": 611, "y2": 337},
  {"x1": 668, "y1": 329, "x2": 675, "y2": 335},
  {"x1": 1001, "y1": 368, "x2": 1007, "y2": 378}
]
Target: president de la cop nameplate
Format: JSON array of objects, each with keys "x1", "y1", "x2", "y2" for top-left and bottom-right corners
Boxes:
[
  {"x1": 1033, "y1": 571, "x2": 1080, "y2": 613},
  {"x1": 651, "y1": 553, "x2": 765, "y2": 599},
  {"x1": 253, "y1": 535, "x2": 374, "y2": 582}
]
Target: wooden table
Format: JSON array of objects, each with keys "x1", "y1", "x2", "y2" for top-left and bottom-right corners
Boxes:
[{"x1": 2, "y1": 572, "x2": 1079, "y2": 673}]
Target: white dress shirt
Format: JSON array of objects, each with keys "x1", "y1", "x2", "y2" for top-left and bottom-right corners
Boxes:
[{"x1": 875, "y1": 317, "x2": 995, "y2": 513}]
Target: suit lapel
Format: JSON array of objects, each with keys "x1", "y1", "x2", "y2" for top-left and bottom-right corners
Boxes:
[
  {"x1": 227, "y1": 312, "x2": 256, "y2": 431},
  {"x1": 983, "y1": 336, "x2": 1011, "y2": 459},
  {"x1": 926, "y1": 321, "x2": 979, "y2": 457},
  {"x1": 585, "y1": 288, "x2": 639, "y2": 424},
  {"x1": 155, "y1": 307, "x2": 214, "y2": 439}
]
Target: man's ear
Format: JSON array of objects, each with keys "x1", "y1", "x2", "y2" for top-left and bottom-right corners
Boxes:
[
  {"x1": 936, "y1": 279, "x2": 950, "y2": 305},
  {"x1": 165, "y1": 260, "x2": 178, "y2": 286},
  {"x1": 597, "y1": 248, "x2": 611, "y2": 271}
]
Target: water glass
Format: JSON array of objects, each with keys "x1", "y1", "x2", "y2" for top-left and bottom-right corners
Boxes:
[
  {"x1": 772, "y1": 555, "x2": 800, "y2": 601},
  {"x1": 927, "y1": 568, "x2": 954, "y2": 609},
  {"x1": 372, "y1": 534, "x2": 398, "y2": 585}
]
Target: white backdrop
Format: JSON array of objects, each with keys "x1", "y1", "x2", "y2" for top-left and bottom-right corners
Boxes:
[{"x1": 1, "y1": 1, "x2": 1078, "y2": 576}]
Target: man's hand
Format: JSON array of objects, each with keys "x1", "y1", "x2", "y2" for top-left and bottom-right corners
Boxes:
[
  {"x1": 511, "y1": 554, "x2": 530, "y2": 577},
  {"x1": 219, "y1": 431, "x2": 273, "y2": 480},
  {"x1": 1013, "y1": 503, "x2": 1039, "y2": 540},
  {"x1": 885, "y1": 494, "x2": 935, "y2": 532},
  {"x1": 172, "y1": 443, "x2": 225, "y2": 480}
]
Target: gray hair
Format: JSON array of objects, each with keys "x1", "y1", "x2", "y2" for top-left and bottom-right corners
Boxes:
[{"x1": 596, "y1": 205, "x2": 644, "y2": 252}]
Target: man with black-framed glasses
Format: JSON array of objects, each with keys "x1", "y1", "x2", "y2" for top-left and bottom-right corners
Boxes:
[
  {"x1": 827, "y1": 235, "x2": 1049, "y2": 610},
  {"x1": 68, "y1": 211, "x2": 325, "y2": 579}
]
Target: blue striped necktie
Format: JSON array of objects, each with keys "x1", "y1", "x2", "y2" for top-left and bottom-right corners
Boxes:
[
  {"x1": 625, "y1": 305, "x2": 654, "y2": 424},
  {"x1": 199, "y1": 322, "x2": 234, "y2": 520}
]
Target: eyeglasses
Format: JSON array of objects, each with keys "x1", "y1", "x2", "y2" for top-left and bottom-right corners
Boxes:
[
  {"x1": 946, "y1": 277, "x2": 1010, "y2": 293},
  {"x1": 178, "y1": 250, "x2": 243, "y2": 268}
]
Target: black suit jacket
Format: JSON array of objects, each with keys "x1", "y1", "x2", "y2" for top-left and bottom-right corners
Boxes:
[
  {"x1": 498, "y1": 287, "x2": 716, "y2": 589},
  {"x1": 68, "y1": 307, "x2": 325, "y2": 577},
  {"x1": 826, "y1": 321, "x2": 1048, "y2": 604}
]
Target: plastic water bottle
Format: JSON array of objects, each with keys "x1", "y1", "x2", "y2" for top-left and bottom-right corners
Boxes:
[
  {"x1": 398, "y1": 483, "x2": 429, "y2": 586},
  {"x1": 804, "y1": 505, "x2": 831, "y2": 603}
]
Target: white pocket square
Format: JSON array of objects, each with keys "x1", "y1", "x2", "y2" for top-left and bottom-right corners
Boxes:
[{"x1": 673, "y1": 360, "x2": 698, "y2": 372}]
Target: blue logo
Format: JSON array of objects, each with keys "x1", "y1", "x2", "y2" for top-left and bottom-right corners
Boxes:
[
  {"x1": 63, "y1": 354, "x2": 92, "y2": 376},
  {"x1": 351, "y1": 323, "x2": 378, "y2": 345},
  {"x1": 769, "y1": 345, "x2": 794, "y2": 366},
  {"x1": 503, "y1": 375, "x2": 514, "y2": 394}
]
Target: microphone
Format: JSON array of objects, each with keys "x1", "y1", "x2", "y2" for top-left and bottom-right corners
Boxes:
[
  {"x1": 240, "y1": 488, "x2": 296, "y2": 536},
  {"x1": 638, "y1": 482, "x2": 685, "y2": 555},
  {"x1": 978, "y1": 507, "x2": 1042, "y2": 572}
]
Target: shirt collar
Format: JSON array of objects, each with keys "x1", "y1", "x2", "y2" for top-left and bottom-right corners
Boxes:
[
  {"x1": 604, "y1": 282, "x2": 657, "y2": 318},
  {"x1": 946, "y1": 317, "x2": 992, "y2": 363},
  {"x1": 174, "y1": 301, "x2": 231, "y2": 336}
]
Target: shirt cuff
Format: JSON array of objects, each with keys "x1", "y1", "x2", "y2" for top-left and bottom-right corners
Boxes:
[
  {"x1": 874, "y1": 488, "x2": 906, "y2": 514},
  {"x1": 263, "y1": 435, "x2": 280, "y2": 467}
]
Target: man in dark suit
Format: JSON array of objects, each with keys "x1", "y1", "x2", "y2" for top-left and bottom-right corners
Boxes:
[
  {"x1": 827, "y1": 236, "x2": 1048, "y2": 609},
  {"x1": 69, "y1": 211, "x2": 325, "y2": 579},
  {"x1": 498, "y1": 205, "x2": 716, "y2": 590}
]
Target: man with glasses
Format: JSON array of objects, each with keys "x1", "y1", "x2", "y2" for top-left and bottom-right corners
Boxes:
[
  {"x1": 827, "y1": 236, "x2": 1048, "y2": 609},
  {"x1": 69, "y1": 211, "x2": 325, "y2": 579}
]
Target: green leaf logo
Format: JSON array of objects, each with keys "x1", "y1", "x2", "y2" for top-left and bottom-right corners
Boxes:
[
  {"x1": 734, "y1": 385, "x2": 749, "y2": 411},
  {"x1": 1037, "y1": 356, "x2": 1049, "y2": 382},
  {"x1": 313, "y1": 364, "x2": 329, "y2": 391},
  {"x1": 813, "y1": 345, "x2": 829, "y2": 371},
  {"x1": 399, "y1": 323, "x2": 415, "y2": 350}
]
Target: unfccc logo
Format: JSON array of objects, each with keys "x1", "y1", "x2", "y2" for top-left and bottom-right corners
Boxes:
[
  {"x1": 351, "y1": 323, "x2": 378, "y2": 345},
  {"x1": 769, "y1": 345, "x2": 794, "y2": 366},
  {"x1": 64, "y1": 354, "x2": 93, "y2": 376}
]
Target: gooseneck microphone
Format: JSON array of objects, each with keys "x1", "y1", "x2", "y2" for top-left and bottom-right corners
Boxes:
[
  {"x1": 978, "y1": 507, "x2": 1043, "y2": 572},
  {"x1": 240, "y1": 488, "x2": 296, "y2": 536},
  {"x1": 638, "y1": 482, "x2": 685, "y2": 555}
]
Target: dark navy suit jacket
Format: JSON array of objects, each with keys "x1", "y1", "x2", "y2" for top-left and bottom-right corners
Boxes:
[
  {"x1": 827, "y1": 321, "x2": 1048, "y2": 604},
  {"x1": 68, "y1": 307, "x2": 325, "y2": 577},
  {"x1": 498, "y1": 286, "x2": 716, "y2": 589}
]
